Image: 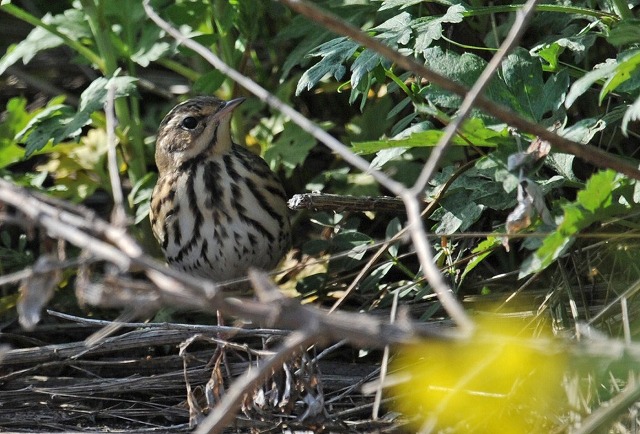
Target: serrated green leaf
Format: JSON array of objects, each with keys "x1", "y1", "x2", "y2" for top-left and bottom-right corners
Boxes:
[
  {"x1": 0, "y1": 22, "x2": 62, "y2": 75},
  {"x1": 60, "y1": 75, "x2": 137, "y2": 141},
  {"x1": 17, "y1": 75, "x2": 137, "y2": 156},
  {"x1": 413, "y1": 4, "x2": 465, "y2": 52},
  {"x1": 372, "y1": 12, "x2": 412, "y2": 46},
  {"x1": 351, "y1": 49, "x2": 385, "y2": 88},
  {"x1": 296, "y1": 37, "x2": 359, "y2": 95},
  {"x1": 23, "y1": 112, "x2": 76, "y2": 155},
  {"x1": 379, "y1": 0, "x2": 425, "y2": 10}
]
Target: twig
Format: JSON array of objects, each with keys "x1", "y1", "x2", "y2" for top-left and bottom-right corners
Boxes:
[
  {"x1": 0, "y1": 179, "x2": 132, "y2": 269},
  {"x1": 0, "y1": 179, "x2": 447, "y2": 347},
  {"x1": 104, "y1": 82, "x2": 127, "y2": 227},
  {"x1": 46, "y1": 310, "x2": 289, "y2": 337},
  {"x1": 194, "y1": 329, "x2": 319, "y2": 434},
  {"x1": 372, "y1": 289, "x2": 399, "y2": 420},
  {"x1": 278, "y1": 0, "x2": 640, "y2": 182},
  {"x1": 572, "y1": 375, "x2": 640, "y2": 434},
  {"x1": 0, "y1": 328, "x2": 214, "y2": 368}
]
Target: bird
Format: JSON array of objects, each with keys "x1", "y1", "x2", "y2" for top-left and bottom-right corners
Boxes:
[{"x1": 149, "y1": 96, "x2": 291, "y2": 290}]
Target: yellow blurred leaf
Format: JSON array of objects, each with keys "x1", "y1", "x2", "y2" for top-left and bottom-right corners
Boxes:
[{"x1": 391, "y1": 314, "x2": 569, "y2": 433}]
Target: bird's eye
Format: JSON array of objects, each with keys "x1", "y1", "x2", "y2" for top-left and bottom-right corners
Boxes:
[{"x1": 181, "y1": 116, "x2": 198, "y2": 130}]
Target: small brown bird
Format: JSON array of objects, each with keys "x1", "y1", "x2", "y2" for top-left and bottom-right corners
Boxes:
[{"x1": 150, "y1": 96, "x2": 291, "y2": 288}]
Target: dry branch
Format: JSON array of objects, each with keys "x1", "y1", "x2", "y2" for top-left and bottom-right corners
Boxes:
[
  {"x1": 0, "y1": 178, "x2": 446, "y2": 348},
  {"x1": 288, "y1": 193, "x2": 406, "y2": 213}
]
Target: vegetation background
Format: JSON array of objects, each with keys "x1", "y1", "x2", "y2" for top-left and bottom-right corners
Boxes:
[{"x1": 2, "y1": 0, "x2": 640, "y2": 432}]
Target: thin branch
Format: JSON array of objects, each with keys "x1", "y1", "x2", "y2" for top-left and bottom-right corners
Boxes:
[
  {"x1": 572, "y1": 375, "x2": 640, "y2": 434},
  {"x1": 278, "y1": 0, "x2": 640, "y2": 182},
  {"x1": 372, "y1": 289, "x2": 399, "y2": 420},
  {"x1": 0, "y1": 179, "x2": 448, "y2": 347},
  {"x1": 105, "y1": 83, "x2": 127, "y2": 227}
]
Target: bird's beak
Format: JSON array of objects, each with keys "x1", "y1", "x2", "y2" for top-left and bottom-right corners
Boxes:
[{"x1": 217, "y1": 97, "x2": 245, "y2": 117}]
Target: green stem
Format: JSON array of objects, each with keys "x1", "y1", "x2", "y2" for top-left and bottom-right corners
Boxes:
[
  {"x1": 1, "y1": 4, "x2": 105, "y2": 70},
  {"x1": 121, "y1": 0, "x2": 145, "y2": 183},
  {"x1": 156, "y1": 58, "x2": 201, "y2": 82},
  {"x1": 384, "y1": 69, "x2": 414, "y2": 100},
  {"x1": 79, "y1": 0, "x2": 146, "y2": 185}
]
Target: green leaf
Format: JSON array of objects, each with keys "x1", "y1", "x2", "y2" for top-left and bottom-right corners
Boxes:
[
  {"x1": 193, "y1": 70, "x2": 226, "y2": 94},
  {"x1": 424, "y1": 47, "x2": 569, "y2": 122},
  {"x1": 65, "y1": 75, "x2": 137, "y2": 136},
  {"x1": 576, "y1": 169, "x2": 617, "y2": 212},
  {"x1": 0, "y1": 9, "x2": 90, "y2": 75},
  {"x1": 460, "y1": 236, "x2": 501, "y2": 282},
  {"x1": 379, "y1": 0, "x2": 425, "y2": 10},
  {"x1": 264, "y1": 121, "x2": 316, "y2": 176},
  {"x1": 422, "y1": 47, "x2": 491, "y2": 108},
  {"x1": 600, "y1": 50, "x2": 640, "y2": 102},
  {"x1": 608, "y1": 19, "x2": 640, "y2": 46},
  {"x1": 413, "y1": 4, "x2": 465, "y2": 52},
  {"x1": 17, "y1": 75, "x2": 137, "y2": 156},
  {"x1": 519, "y1": 170, "x2": 628, "y2": 277},
  {"x1": 296, "y1": 37, "x2": 359, "y2": 95},
  {"x1": 566, "y1": 50, "x2": 640, "y2": 108},
  {"x1": 331, "y1": 231, "x2": 374, "y2": 272},
  {"x1": 531, "y1": 23, "x2": 597, "y2": 70},
  {"x1": 130, "y1": 26, "x2": 171, "y2": 67},
  {"x1": 372, "y1": 12, "x2": 412, "y2": 47},
  {"x1": 352, "y1": 117, "x2": 508, "y2": 154},
  {"x1": 0, "y1": 97, "x2": 31, "y2": 168},
  {"x1": 434, "y1": 198, "x2": 484, "y2": 235},
  {"x1": 500, "y1": 49, "x2": 569, "y2": 121},
  {"x1": 559, "y1": 116, "x2": 607, "y2": 144},
  {"x1": 351, "y1": 49, "x2": 386, "y2": 89}
]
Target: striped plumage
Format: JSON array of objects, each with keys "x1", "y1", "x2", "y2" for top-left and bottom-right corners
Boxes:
[{"x1": 150, "y1": 96, "x2": 291, "y2": 288}]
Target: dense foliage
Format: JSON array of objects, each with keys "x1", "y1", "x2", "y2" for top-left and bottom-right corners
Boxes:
[{"x1": 2, "y1": 0, "x2": 640, "y2": 431}]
